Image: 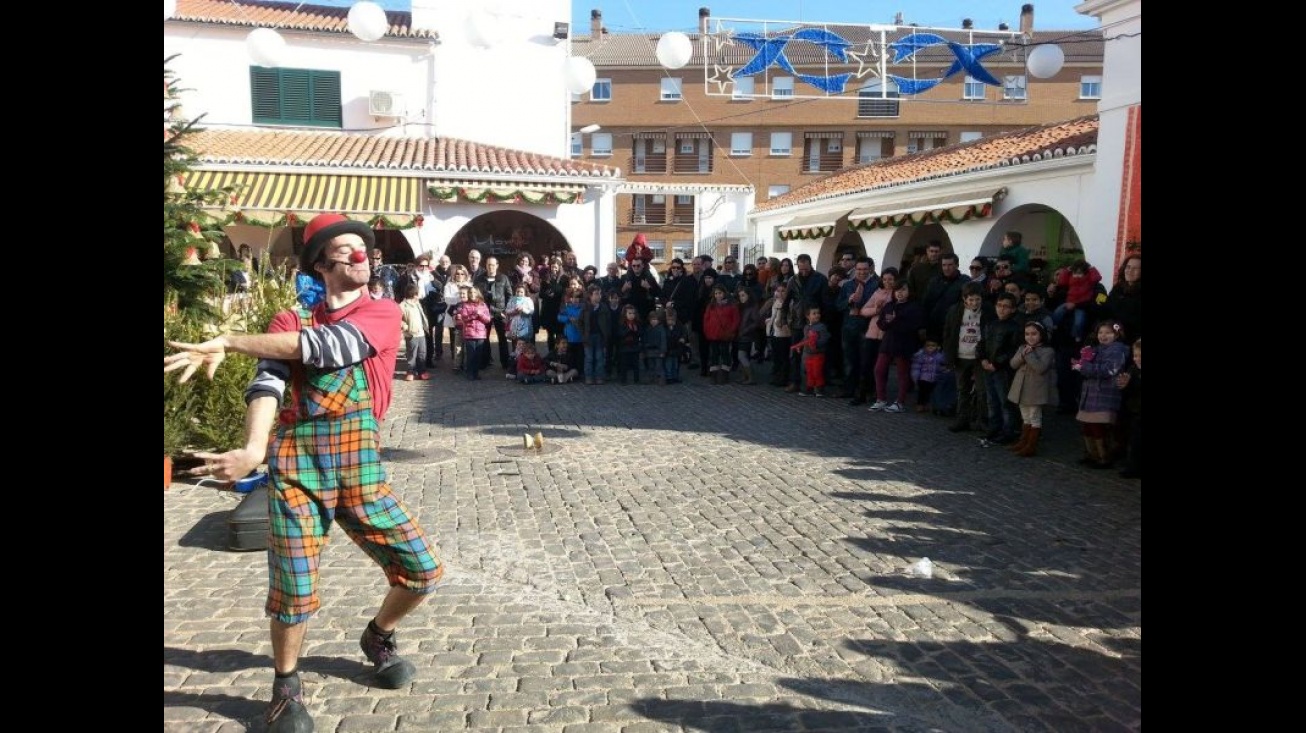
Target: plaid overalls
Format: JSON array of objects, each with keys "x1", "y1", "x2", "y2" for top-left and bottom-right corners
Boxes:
[{"x1": 264, "y1": 309, "x2": 442, "y2": 625}]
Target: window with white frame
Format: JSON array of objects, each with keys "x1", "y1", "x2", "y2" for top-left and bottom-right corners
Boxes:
[
  {"x1": 671, "y1": 241, "x2": 693, "y2": 262},
  {"x1": 857, "y1": 79, "x2": 900, "y2": 117},
  {"x1": 591, "y1": 78, "x2": 612, "y2": 102},
  {"x1": 906, "y1": 135, "x2": 944, "y2": 154},
  {"x1": 1079, "y1": 75, "x2": 1102, "y2": 99},
  {"x1": 675, "y1": 195, "x2": 692, "y2": 205},
  {"x1": 1003, "y1": 75, "x2": 1027, "y2": 100},
  {"x1": 645, "y1": 239, "x2": 667, "y2": 261},
  {"x1": 771, "y1": 76, "x2": 794, "y2": 99},
  {"x1": 826, "y1": 138, "x2": 842, "y2": 153},
  {"x1": 960, "y1": 131, "x2": 983, "y2": 143},
  {"x1": 857, "y1": 137, "x2": 886, "y2": 164},
  {"x1": 732, "y1": 76, "x2": 754, "y2": 99},
  {"x1": 651, "y1": 194, "x2": 666, "y2": 205},
  {"x1": 570, "y1": 133, "x2": 582, "y2": 156},
  {"x1": 962, "y1": 75, "x2": 985, "y2": 100},
  {"x1": 678, "y1": 139, "x2": 696, "y2": 154},
  {"x1": 770, "y1": 131, "x2": 792, "y2": 155},
  {"x1": 767, "y1": 184, "x2": 790, "y2": 199},
  {"x1": 660, "y1": 77, "x2": 683, "y2": 101},
  {"x1": 730, "y1": 132, "x2": 753, "y2": 156},
  {"x1": 591, "y1": 132, "x2": 613, "y2": 156}
]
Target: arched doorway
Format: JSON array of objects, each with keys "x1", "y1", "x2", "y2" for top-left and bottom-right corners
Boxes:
[
  {"x1": 446, "y1": 212, "x2": 570, "y2": 268},
  {"x1": 833, "y1": 230, "x2": 866, "y2": 266}
]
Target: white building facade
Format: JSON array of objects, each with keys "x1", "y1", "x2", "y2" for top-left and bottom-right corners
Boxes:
[{"x1": 165, "y1": 0, "x2": 622, "y2": 268}]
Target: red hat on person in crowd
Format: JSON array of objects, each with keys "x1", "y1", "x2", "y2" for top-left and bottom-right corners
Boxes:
[
  {"x1": 625, "y1": 233, "x2": 653, "y2": 266},
  {"x1": 299, "y1": 213, "x2": 376, "y2": 276}
]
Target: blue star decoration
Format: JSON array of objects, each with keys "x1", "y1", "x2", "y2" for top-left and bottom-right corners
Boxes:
[
  {"x1": 732, "y1": 28, "x2": 853, "y2": 94},
  {"x1": 887, "y1": 33, "x2": 1004, "y2": 94}
]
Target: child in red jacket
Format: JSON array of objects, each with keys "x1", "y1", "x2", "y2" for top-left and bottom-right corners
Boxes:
[
  {"x1": 515, "y1": 342, "x2": 547, "y2": 384},
  {"x1": 702, "y1": 284, "x2": 740, "y2": 385},
  {"x1": 1052, "y1": 259, "x2": 1102, "y2": 342}
]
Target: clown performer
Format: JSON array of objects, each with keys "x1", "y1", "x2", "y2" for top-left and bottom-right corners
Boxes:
[{"x1": 164, "y1": 212, "x2": 443, "y2": 733}]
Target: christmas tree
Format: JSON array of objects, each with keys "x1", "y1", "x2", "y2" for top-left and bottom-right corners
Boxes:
[{"x1": 164, "y1": 54, "x2": 229, "y2": 318}]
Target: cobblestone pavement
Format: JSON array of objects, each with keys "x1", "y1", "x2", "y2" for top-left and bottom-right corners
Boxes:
[{"x1": 164, "y1": 364, "x2": 1142, "y2": 733}]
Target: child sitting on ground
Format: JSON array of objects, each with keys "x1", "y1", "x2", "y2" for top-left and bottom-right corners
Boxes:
[
  {"x1": 546, "y1": 339, "x2": 579, "y2": 384},
  {"x1": 515, "y1": 342, "x2": 547, "y2": 384}
]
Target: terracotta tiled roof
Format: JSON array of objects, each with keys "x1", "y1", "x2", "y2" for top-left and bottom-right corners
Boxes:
[
  {"x1": 754, "y1": 114, "x2": 1099, "y2": 213},
  {"x1": 574, "y1": 28, "x2": 1101, "y2": 67},
  {"x1": 188, "y1": 128, "x2": 620, "y2": 179},
  {"x1": 170, "y1": 0, "x2": 434, "y2": 40}
]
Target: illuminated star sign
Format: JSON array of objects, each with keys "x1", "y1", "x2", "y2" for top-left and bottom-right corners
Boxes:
[
  {"x1": 847, "y1": 42, "x2": 880, "y2": 80},
  {"x1": 708, "y1": 64, "x2": 735, "y2": 94},
  {"x1": 710, "y1": 29, "x2": 735, "y2": 55}
]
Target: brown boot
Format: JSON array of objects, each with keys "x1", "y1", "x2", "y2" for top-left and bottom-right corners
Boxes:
[
  {"x1": 1088, "y1": 437, "x2": 1112, "y2": 468},
  {"x1": 1008, "y1": 425, "x2": 1032, "y2": 453},
  {"x1": 1077, "y1": 436, "x2": 1098, "y2": 466},
  {"x1": 1016, "y1": 427, "x2": 1041, "y2": 457}
]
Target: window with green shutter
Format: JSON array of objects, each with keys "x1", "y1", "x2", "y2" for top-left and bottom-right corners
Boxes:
[{"x1": 250, "y1": 67, "x2": 342, "y2": 128}]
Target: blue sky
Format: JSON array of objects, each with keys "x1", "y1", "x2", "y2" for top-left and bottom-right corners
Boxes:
[{"x1": 299, "y1": 2, "x2": 1097, "y2": 33}]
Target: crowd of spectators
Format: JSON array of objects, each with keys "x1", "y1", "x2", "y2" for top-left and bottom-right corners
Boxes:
[{"x1": 268, "y1": 232, "x2": 1140, "y2": 478}]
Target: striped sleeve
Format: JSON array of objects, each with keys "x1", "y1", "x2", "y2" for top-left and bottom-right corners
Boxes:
[
  {"x1": 244, "y1": 359, "x2": 291, "y2": 405},
  {"x1": 299, "y1": 322, "x2": 375, "y2": 369}
]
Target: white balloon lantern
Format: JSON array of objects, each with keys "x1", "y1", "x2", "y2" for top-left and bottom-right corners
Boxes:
[
  {"x1": 347, "y1": 1, "x2": 389, "y2": 43},
  {"x1": 247, "y1": 28, "x2": 288, "y2": 68},
  {"x1": 565, "y1": 57, "x2": 597, "y2": 95},
  {"x1": 1026, "y1": 44, "x2": 1065, "y2": 79},
  {"x1": 465, "y1": 10, "x2": 502, "y2": 48},
  {"x1": 655, "y1": 32, "x2": 693, "y2": 70},
  {"x1": 164, "y1": 0, "x2": 177, "y2": 20}
]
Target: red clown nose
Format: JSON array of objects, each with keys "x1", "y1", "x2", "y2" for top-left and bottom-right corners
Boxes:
[{"x1": 349, "y1": 250, "x2": 368, "y2": 264}]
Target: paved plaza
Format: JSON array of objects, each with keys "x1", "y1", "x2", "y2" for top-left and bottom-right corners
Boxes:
[{"x1": 164, "y1": 369, "x2": 1142, "y2": 732}]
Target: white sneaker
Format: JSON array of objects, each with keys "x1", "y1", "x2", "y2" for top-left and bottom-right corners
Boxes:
[
  {"x1": 883, "y1": 402, "x2": 905, "y2": 413},
  {"x1": 869, "y1": 400, "x2": 888, "y2": 411}
]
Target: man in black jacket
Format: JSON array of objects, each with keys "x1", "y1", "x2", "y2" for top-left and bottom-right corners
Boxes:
[
  {"x1": 922, "y1": 253, "x2": 970, "y2": 344},
  {"x1": 783, "y1": 254, "x2": 829, "y2": 392},
  {"x1": 619, "y1": 257, "x2": 662, "y2": 319},
  {"x1": 474, "y1": 256, "x2": 513, "y2": 370}
]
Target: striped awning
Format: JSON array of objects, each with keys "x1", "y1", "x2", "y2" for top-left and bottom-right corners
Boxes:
[
  {"x1": 185, "y1": 170, "x2": 423, "y2": 225},
  {"x1": 805, "y1": 132, "x2": 843, "y2": 139},
  {"x1": 848, "y1": 187, "x2": 1008, "y2": 231},
  {"x1": 776, "y1": 210, "x2": 850, "y2": 241},
  {"x1": 428, "y1": 180, "x2": 587, "y2": 205},
  {"x1": 856, "y1": 131, "x2": 895, "y2": 138},
  {"x1": 675, "y1": 132, "x2": 711, "y2": 139},
  {"x1": 908, "y1": 131, "x2": 949, "y2": 139},
  {"x1": 633, "y1": 132, "x2": 666, "y2": 139}
]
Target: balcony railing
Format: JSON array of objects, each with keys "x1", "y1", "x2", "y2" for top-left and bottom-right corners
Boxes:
[
  {"x1": 629, "y1": 155, "x2": 668, "y2": 174},
  {"x1": 631, "y1": 211, "x2": 668, "y2": 225}
]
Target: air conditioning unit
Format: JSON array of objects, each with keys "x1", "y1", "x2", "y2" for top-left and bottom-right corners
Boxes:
[{"x1": 368, "y1": 90, "x2": 404, "y2": 117}]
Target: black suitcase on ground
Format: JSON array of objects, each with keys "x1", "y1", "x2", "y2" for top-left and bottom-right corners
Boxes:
[{"x1": 227, "y1": 484, "x2": 270, "y2": 552}]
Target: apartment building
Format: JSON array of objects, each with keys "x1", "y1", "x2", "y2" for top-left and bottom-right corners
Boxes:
[{"x1": 570, "y1": 6, "x2": 1104, "y2": 267}]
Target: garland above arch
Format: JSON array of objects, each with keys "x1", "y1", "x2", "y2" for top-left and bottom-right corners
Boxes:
[{"x1": 428, "y1": 181, "x2": 585, "y2": 205}]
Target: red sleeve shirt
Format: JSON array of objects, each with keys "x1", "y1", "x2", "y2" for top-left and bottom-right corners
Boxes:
[{"x1": 268, "y1": 295, "x2": 401, "y2": 422}]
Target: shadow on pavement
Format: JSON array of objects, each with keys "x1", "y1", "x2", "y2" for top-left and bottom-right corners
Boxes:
[{"x1": 165, "y1": 646, "x2": 364, "y2": 684}]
